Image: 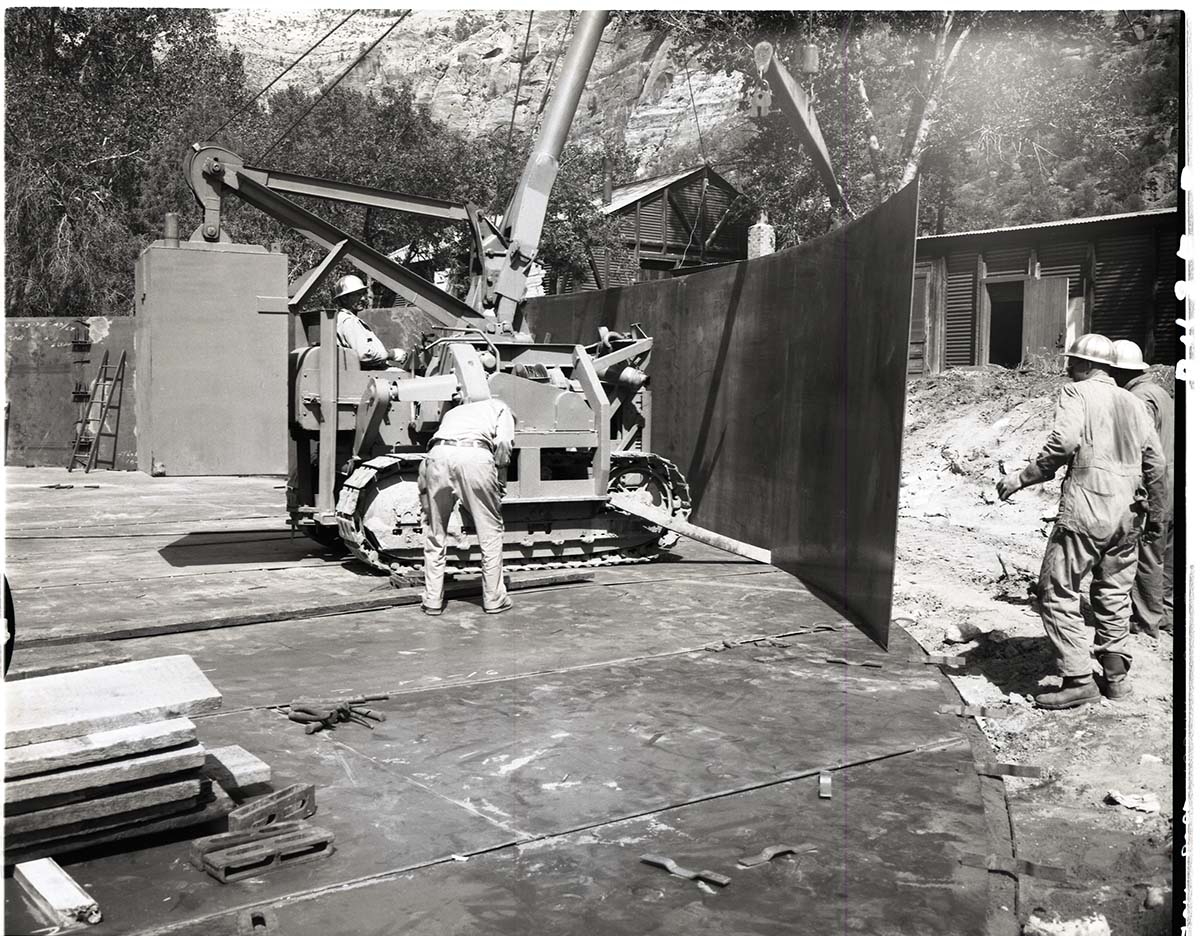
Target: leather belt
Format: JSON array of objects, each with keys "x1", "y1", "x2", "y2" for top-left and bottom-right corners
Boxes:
[{"x1": 428, "y1": 439, "x2": 493, "y2": 452}]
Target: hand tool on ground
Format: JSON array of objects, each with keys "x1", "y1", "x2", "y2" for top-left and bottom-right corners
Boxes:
[
  {"x1": 737, "y1": 843, "x2": 814, "y2": 868},
  {"x1": 287, "y1": 698, "x2": 388, "y2": 733},
  {"x1": 640, "y1": 854, "x2": 731, "y2": 887},
  {"x1": 287, "y1": 715, "x2": 324, "y2": 734},
  {"x1": 288, "y1": 694, "x2": 390, "y2": 706},
  {"x1": 228, "y1": 784, "x2": 317, "y2": 832}
]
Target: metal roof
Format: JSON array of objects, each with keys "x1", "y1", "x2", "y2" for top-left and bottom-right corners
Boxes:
[
  {"x1": 600, "y1": 166, "x2": 707, "y2": 215},
  {"x1": 918, "y1": 208, "x2": 1177, "y2": 241}
]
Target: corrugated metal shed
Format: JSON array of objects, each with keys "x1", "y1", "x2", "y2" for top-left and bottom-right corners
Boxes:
[
  {"x1": 943, "y1": 253, "x2": 977, "y2": 368},
  {"x1": 575, "y1": 164, "x2": 748, "y2": 292},
  {"x1": 602, "y1": 167, "x2": 700, "y2": 216},
  {"x1": 915, "y1": 208, "x2": 1181, "y2": 371},
  {"x1": 918, "y1": 208, "x2": 1176, "y2": 241}
]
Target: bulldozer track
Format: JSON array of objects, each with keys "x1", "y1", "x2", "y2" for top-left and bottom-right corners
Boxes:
[{"x1": 332, "y1": 451, "x2": 691, "y2": 575}]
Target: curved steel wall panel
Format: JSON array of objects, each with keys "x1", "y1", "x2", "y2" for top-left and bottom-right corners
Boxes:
[{"x1": 522, "y1": 183, "x2": 919, "y2": 648}]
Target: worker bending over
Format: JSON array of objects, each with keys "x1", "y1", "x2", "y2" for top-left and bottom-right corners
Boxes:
[
  {"x1": 1111, "y1": 340, "x2": 1174, "y2": 637},
  {"x1": 333, "y1": 275, "x2": 407, "y2": 370},
  {"x1": 418, "y1": 394, "x2": 515, "y2": 616},
  {"x1": 997, "y1": 333, "x2": 1166, "y2": 710}
]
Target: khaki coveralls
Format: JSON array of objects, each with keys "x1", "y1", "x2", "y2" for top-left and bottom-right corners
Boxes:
[
  {"x1": 336, "y1": 308, "x2": 391, "y2": 369},
  {"x1": 1124, "y1": 373, "x2": 1175, "y2": 631},
  {"x1": 1020, "y1": 372, "x2": 1166, "y2": 677},
  {"x1": 418, "y1": 399, "x2": 515, "y2": 612}
]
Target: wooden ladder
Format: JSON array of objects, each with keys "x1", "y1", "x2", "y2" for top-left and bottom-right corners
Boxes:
[{"x1": 68, "y1": 350, "x2": 126, "y2": 472}]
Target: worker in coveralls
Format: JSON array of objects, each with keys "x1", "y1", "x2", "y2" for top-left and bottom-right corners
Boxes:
[
  {"x1": 333, "y1": 275, "x2": 407, "y2": 369},
  {"x1": 997, "y1": 333, "x2": 1166, "y2": 710},
  {"x1": 1111, "y1": 340, "x2": 1174, "y2": 637},
  {"x1": 419, "y1": 391, "x2": 515, "y2": 616}
]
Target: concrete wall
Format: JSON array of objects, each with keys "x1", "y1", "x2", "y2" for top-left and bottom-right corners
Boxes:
[
  {"x1": 6, "y1": 303, "x2": 433, "y2": 474},
  {"x1": 522, "y1": 183, "x2": 920, "y2": 648},
  {"x1": 5, "y1": 317, "x2": 138, "y2": 470},
  {"x1": 135, "y1": 240, "x2": 289, "y2": 476}
]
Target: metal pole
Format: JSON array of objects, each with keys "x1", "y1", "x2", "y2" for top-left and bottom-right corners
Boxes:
[{"x1": 317, "y1": 308, "x2": 339, "y2": 521}]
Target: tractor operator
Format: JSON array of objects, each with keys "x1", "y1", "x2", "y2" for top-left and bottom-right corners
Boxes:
[
  {"x1": 333, "y1": 274, "x2": 408, "y2": 370},
  {"x1": 1111, "y1": 339, "x2": 1174, "y2": 637},
  {"x1": 997, "y1": 333, "x2": 1166, "y2": 710},
  {"x1": 418, "y1": 394, "x2": 515, "y2": 616}
]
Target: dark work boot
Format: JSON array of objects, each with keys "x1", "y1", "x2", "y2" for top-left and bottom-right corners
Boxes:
[
  {"x1": 1099, "y1": 653, "x2": 1132, "y2": 700},
  {"x1": 1035, "y1": 675, "x2": 1101, "y2": 710}
]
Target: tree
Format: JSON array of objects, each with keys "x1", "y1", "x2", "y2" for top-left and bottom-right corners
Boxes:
[
  {"x1": 618, "y1": 11, "x2": 1179, "y2": 245},
  {"x1": 5, "y1": 8, "x2": 248, "y2": 316}
]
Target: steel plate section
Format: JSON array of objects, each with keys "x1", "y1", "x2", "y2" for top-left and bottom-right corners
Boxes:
[
  {"x1": 148, "y1": 745, "x2": 988, "y2": 936},
  {"x1": 0, "y1": 707, "x2": 516, "y2": 936},
  {"x1": 320, "y1": 651, "x2": 953, "y2": 837},
  {"x1": 523, "y1": 184, "x2": 919, "y2": 647}
]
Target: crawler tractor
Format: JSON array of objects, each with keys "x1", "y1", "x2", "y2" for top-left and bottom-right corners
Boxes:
[
  {"x1": 290, "y1": 321, "x2": 690, "y2": 574},
  {"x1": 183, "y1": 11, "x2": 692, "y2": 574}
]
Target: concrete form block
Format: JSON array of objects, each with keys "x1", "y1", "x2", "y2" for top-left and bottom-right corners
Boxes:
[{"x1": 134, "y1": 240, "x2": 288, "y2": 476}]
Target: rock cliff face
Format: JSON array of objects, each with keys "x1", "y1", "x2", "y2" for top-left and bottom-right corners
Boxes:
[{"x1": 213, "y1": 9, "x2": 752, "y2": 179}]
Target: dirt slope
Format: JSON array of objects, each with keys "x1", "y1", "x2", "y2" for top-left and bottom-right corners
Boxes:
[{"x1": 894, "y1": 363, "x2": 1175, "y2": 934}]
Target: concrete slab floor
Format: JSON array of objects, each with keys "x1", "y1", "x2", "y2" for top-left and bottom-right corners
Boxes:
[
  {"x1": 4, "y1": 468, "x2": 1006, "y2": 934},
  {"x1": 137, "y1": 745, "x2": 990, "y2": 936}
]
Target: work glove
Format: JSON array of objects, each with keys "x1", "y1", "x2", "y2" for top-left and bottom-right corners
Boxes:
[
  {"x1": 996, "y1": 471, "x2": 1024, "y2": 502},
  {"x1": 1142, "y1": 519, "x2": 1164, "y2": 545}
]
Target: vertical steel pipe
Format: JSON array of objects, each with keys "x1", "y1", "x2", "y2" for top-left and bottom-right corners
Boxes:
[{"x1": 316, "y1": 308, "x2": 339, "y2": 520}]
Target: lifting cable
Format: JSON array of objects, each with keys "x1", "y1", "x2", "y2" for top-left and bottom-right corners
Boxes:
[
  {"x1": 677, "y1": 53, "x2": 708, "y2": 267},
  {"x1": 536, "y1": 11, "x2": 575, "y2": 117},
  {"x1": 682, "y1": 54, "x2": 708, "y2": 166},
  {"x1": 257, "y1": 10, "x2": 412, "y2": 162},
  {"x1": 203, "y1": 11, "x2": 358, "y2": 142},
  {"x1": 500, "y1": 11, "x2": 536, "y2": 203}
]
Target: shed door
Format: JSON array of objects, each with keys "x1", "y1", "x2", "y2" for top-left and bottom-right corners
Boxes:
[
  {"x1": 909, "y1": 271, "x2": 928, "y2": 375},
  {"x1": 1023, "y1": 276, "x2": 1069, "y2": 358}
]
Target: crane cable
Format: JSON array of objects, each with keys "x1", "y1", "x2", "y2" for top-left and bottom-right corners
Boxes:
[
  {"x1": 500, "y1": 11, "x2": 536, "y2": 200},
  {"x1": 675, "y1": 52, "x2": 709, "y2": 267},
  {"x1": 203, "y1": 11, "x2": 358, "y2": 141},
  {"x1": 257, "y1": 11, "x2": 411, "y2": 162},
  {"x1": 536, "y1": 11, "x2": 575, "y2": 117},
  {"x1": 682, "y1": 53, "x2": 708, "y2": 165}
]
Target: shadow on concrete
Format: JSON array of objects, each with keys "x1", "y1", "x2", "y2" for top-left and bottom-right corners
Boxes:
[{"x1": 157, "y1": 531, "x2": 338, "y2": 567}]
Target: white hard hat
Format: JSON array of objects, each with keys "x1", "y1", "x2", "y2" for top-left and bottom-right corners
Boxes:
[
  {"x1": 1061, "y1": 333, "x2": 1115, "y2": 367},
  {"x1": 1111, "y1": 339, "x2": 1149, "y2": 371},
  {"x1": 335, "y1": 274, "x2": 368, "y2": 301}
]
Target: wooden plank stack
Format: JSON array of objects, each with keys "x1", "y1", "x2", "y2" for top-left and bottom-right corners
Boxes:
[{"x1": 4, "y1": 655, "x2": 236, "y2": 863}]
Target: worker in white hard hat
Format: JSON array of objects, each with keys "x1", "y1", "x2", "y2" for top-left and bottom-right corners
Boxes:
[
  {"x1": 1111, "y1": 339, "x2": 1174, "y2": 637},
  {"x1": 997, "y1": 333, "x2": 1166, "y2": 709},
  {"x1": 333, "y1": 274, "x2": 408, "y2": 370},
  {"x1": 418, "y1": 388, "x2": 515, "y2": 616}
]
